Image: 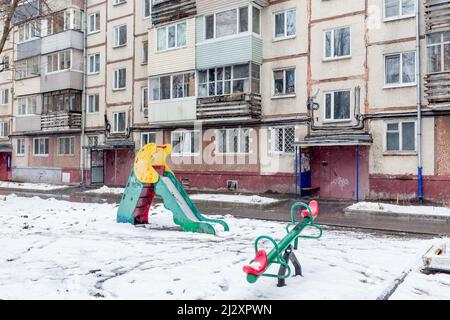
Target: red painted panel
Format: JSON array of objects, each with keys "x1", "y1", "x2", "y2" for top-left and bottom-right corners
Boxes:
[
  {"x1": 0, "y1": 153, "x2": 8, "y2": 181},
  {"x1": 311, "y1": 146, "x2": 369, "y2": 200},
  {"x1": 104, "y1": 149, "x2": 134, "y2": 187}
]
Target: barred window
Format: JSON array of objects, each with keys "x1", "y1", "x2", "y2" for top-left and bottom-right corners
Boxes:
[{"x1": 272, "y1": 127, "x2": 295, "y2": 154}]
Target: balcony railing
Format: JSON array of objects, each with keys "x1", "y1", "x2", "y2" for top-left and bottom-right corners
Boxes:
[
  {"x1": 152, "y1": 0, "x2": 196, "y2": 25},
  {"x1": 41, "y1": 112, "x2": 82, "y2": 130},
  {"x1": 197, "y1": 93, "x2": 262, "y2": 122},
  {"x1": 425, "y1": 71, "x2": 450, "y2": 108},
  {"x1": 425, "y1": 0, "x2": 450, "y2": 31}
]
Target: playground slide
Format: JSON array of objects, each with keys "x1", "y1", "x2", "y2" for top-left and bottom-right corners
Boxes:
[{"x1": 154, "y1": 173, "x2": 229, "y2": 235}]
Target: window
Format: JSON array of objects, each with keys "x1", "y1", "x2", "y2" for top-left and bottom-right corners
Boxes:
[
  {"x1": 150, "y1": 72, "x2": 195, "y2": 101},
  {"x1": 143, "y1": 0, "x2": 151, "y2": 18},
  {"x1": 113, "y1": 112, "x2": 127, "y2": 133},
  {"x1": 16, "y1": 139, "x2": 25, "y2": 156},
  {"x1": 87, "y1": 135, "x2": 99, "y2": 147},
  {"x1": 18, "y1": 96, "x2": 37, "y2": 115},
  {"x1": 141, "y1": 132, "x2": 156, "y2": 148},
  {"x1": 88, "y1": 94, "x2": 100, "y2": 113},
  {"x1": 272, "y1": 127, "x2": 295, "y2": 154},
  {"x1": 2, "y1": 55, "x2": 10, "y2": 70},
  {"x1": 385, "y1": 121, "x2": 416, "y2": 152},
  {"x1": 171, "y1": 131, "x2": 200, "y2": 156},
  {"x1": 88, "y1": 12, "x2": 100, "y2": 33},
  {"x1": 274, "y1": 9, "x2": 296, "y2": 39},
  {"x1": 0, "y1": 89, "x2": 8, "y2": 105},
  {"x1": 385, "y1": 52, "x2": 416, "y2": 86},
  {"x1": 324, "y1": 27, "x2": 351, "y2": 60},
  {"x1": 216, "y1": 128, "x2": 250, "y2": 154},
  {"x1": 198, "y1": 63, "x2": 260, "y2": 97},
  {"x1": 88, "y1": 53, "x2": 100, "y2": 74},
  {"x1": 0, "y1": 122, "x2": 8, "y2": 138},
  {"x1": 64, "y1": 8, "x2": 82, "y2": 31},
  {"x1": 47, "y1": 50, "x2": 71, "y2": 74},
  {"x1": 324, "y1": 90, "x2": 351, "y2": 121},
  {"x1": 58, "y1": 137, "x2": 75, "y2": 156},
  {"x1": 18, "y1": 21, "x2": 39, "y2": 43},
  {"x1": 43, "y1": 90, "x2": 81, "y2": 113},
  {"x1": 113, "y1": 24, "x2": 127, "y2": 47},
  {"x1": 273, "y1": 68, "x2": 295, "y2": 96},
  {"x1": 33, "y1": 138, "x2": 49, "y2": 156},
  {"x1": 427, "y1": 31, "x2": 450, "y2": 73},
  {"x1": 157, "y1": 21, "x2": 186, "y2": 51},
  {"x1": 141, "y1": 87, "x2": 148, "y2": 116},
  {"x1": 113, "y1": 68, "x2": 127, "y2": 90},
  {"x1": 204, "y1": 6, "x2": 259, "y2": 40},
  {"x1": 384, "y1": 0, "x2": 415, "y2": 20},
  {"x1": 142, "y1": 40, "x2": 148, "y2": 64},
  {"x1": 15, "y1": 56, "x2": 40, "y2": 80}
]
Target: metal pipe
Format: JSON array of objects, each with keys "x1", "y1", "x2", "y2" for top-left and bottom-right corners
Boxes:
[
  {"x1": 415, "y1": 0, "x2": 423, "y2": 202},
  {"x1": 294, "y1": 146, "x2": 298, "y2": 197},
  {"x1": 356, "y1": 145, "x2": 360, "y2": 202},
  {"x1": 80, "y1": 0, "x2": 88, "y2": 186}
]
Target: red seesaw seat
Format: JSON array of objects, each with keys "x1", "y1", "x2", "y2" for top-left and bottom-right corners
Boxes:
[
  {"x1": 243, "y1": 250, "x2": 268, "y2": 275},
  {"x1": 301, "y1": 200, "x2": 319, "y2": 219}
]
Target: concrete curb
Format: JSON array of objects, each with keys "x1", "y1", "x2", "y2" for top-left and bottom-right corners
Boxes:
[
  {"x1": 190, "y1": 198, "x2": 290, "y2": 209},
  {"x1": 344, "y1": 208, "x2": 450, "y2": 224}
]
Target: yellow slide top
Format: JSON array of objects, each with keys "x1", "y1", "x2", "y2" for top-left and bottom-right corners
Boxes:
[{"x1": 134, "y1": 143, "x2": 173, "y2": 184}]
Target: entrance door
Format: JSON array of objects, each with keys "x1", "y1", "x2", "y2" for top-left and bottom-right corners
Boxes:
[
  {"x1": 312, "y1": 147, "x2": 357, "y2": 199},
  {"x1": 0, "y1": 152, "x2": 11, "y2": 181},
  {"x1": 91, "y1": 150, "x2": 104, "y2": 184},
  {"x1": 104, "y1": 149, "x2": 134, "y2": 187}
]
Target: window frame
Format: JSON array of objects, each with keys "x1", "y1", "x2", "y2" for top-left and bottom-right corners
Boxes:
[
  {"x1": 323, "y1": 26, "x2": 352, "y2": 61},
  {"x1": 88, "y1": 53, "x2": 100, "y2": 75},
  {"x1": 426, "y1": 31, "x2": 450, "y2": 74},
  {"x1": 149, "y1": 71, "x2": 196, "y2": 101},
  {"x1": 156, "y1": 21, "x2": 187, "y2": 52},
  {"x1": 112, "y1": 111, "x2": 127, "y2": 133},
  {"x1": 88, "y1": 94, "x2": 100, "y2": 114},
  {"x1": 143, "y1": 0, "x2": 151, "y2": 19},
  {"x1": 58, "y1": 136, "x2": 75, "y2": 156},
  {"x1": 16, "y1": 138, "x2": 26, "y2": 156},
  {"x1": 171, "y1": 130, "x2": 201, "y2": 157},
  {"x1": 273, "y1": 8, "x2": 297, "y2": 41},
  {"x1": 323, "y1": 89, "x2": 352, "y2": 122},
  {"x1": 272, "y1": 67, "x2": 296, "y2": 98},
  {"x1": 383, "y1": 0, "x2": 416, "y2": 22},
  {"x1": 384, "y1": 51, "x2": 416, "y2": 88},
  {"x1": 0, "y1": 122, "x2": 8, "y2": 138},
  {"x1": 0, "y1": 88, "x2": 8, "y2": 105},
  {"x1": 33, "y1": 137, "x2": 49, "y2": 157},
  {"x1": 215, "y1": 128, "x2": 251, "y2": 155},
  {"x1": 384, "y1": 120, "x2": 417, "y2": 153},
  {"x1": 113, "y1": 24, "x2": 128, "y2": 48},
  {"x1": 88, "y1": 12, "x2": 100, "y2": 34},
  {"x1": 271, "y1": 126, "x2": 295, "y2": 155},
  {"x1": 141, "y1": 132, "x2": 156, "y2": 148},
  {"x1": 113, "y1": 68, "x2": 127, "y2": 91}
]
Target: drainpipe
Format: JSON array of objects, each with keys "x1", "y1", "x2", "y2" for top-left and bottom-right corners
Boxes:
[
  {"x1": 415, "y1": 0, "x2": 423, "y2": 203},
  {"x1": 80, "y1": 0, "x2": 88, "y2": 186}
]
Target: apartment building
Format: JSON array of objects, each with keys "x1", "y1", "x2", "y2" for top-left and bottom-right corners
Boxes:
[{"x1": 1, "y1": 0, "x2": 449, "y2": 203}]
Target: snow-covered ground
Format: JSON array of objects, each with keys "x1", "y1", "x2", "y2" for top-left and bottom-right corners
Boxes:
[
  {"x1": 0, "y1": 181, "x2": 69, "y2": 191},
  {"x1": 84, "y1": 186, "x2": 124, "y2": 195},
  {"x1": 0, "y1": 195, "x2": 449, "y2": 300},
  {"x1": 189, "y1": 194, "x2": 279, "y2": 205},
  {"x1": 347, "y1": 202, "x2": 450, "y2": 217}
]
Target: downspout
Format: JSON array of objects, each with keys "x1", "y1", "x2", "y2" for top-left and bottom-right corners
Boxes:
[
  {"x1": 415, "y1": 0, "x2": 423, "y2": 202},
  {"x1": 81, "y1": 0, "x2": 88, "y2": 186}
]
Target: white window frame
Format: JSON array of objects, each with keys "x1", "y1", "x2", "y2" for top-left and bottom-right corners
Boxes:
[
  {"x1": 273, "y1": 8, "x2": 296, "y2": 40},
  {"x1": 384, "y1": 51, "x2": 416, "y2": 88},
  {"x1": 18, "y1": 20, "x2": 40, "y2": 44},
  {"x1": 171, "y1": 130, "x2": 200, "y2": 156},
  {"x1": 426, "y1": 31, "x2": 450, "y2": 74},
  {"x1": 141, "y1": 132, "x2": 156, "y2": 148},
  {"x1": 384, "y1": 120, "x2": 417, "y2": 153},
  {"x1": 0, "y1": 89, "x2": 8, "y2": 105},
  {"x1": 156, "y1": 21, "x2": 187, "y2": 52},
  {"x1": 17, "y1": 96, "x2": 37, "y2": 116},
  {"x1": 16, "y1": 138, "x2": 26, "y2": 156},
  {"x1": 271, "y1": 126, "x2": 295, "y2": 155},
  {"x1": 142, "y1": 40, "x2": 149, "y2": 64},
  {"x1": 88, "y1": 94, "x2": 100, "y2": 113},
  {"x1": 88, "y1": 12, "x2": 100, "y2": 34},
  {"x1": 324, "y1": 89, "x2": 352, "y2": 122},
  {"x1": 112, "y1": 111, "x2": 127, "y2": 133},
  {"x1": 88, "y1": 53, "x2": 100, "y2": 74},
  {"x1": 149, "y1": 71, "x2": 195, "y2": 101},
  {"x1": 0, "y1": 122, "x2": 8, "y2": 138},
  {"x1": 143, "y1": 0, "x2": 151, "y2": 19},
  {"x1": 113, "y1": 24, "x2": 127, "y2": 48},
  {"x1": 215, "y1": 128, "x2": 251, "y2": 155},
  {"x1": 272, "y1": 68, "x2": 296, "y2": 98},
  {"x1": 141, "y1": 86, "x2": 149, "y2": 116},
  {"x1": 58, "y1": 137, "x2": 75, "y2": 156},
  {"x1": 113, "y1": 68, "x2": 127, "y2": 90},
  {"x1": 33, "y1": 137, "x2": 49, "y2": 157},
  {"x1": 46, "y1": 50, "x2": 72, "y2": 74},
  {"x1": 383, "y1": 0, "x2": 416, "y2": 21},
  {"x1": 323, "y1": 26, "x2": 352, "y2": 61}
]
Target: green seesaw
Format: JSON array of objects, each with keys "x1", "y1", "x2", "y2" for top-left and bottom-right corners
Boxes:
[{"x1": 243, "y1": 201, "x2": 323, "y2": 287}]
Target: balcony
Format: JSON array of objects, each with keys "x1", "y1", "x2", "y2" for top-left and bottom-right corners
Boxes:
[
  {"x1": 425, "y1": 72, "x2": 450, "y2": 108},
  {"x1": 41, "y1": 112, "x2": 82, "y2": 131},
  {"x1": 425, "y1": 0, "x2": 450, "y2": 32},
  {"x1": 197, "y1": 93, "x2": 262, "y2": 122},
  {"x1": 41, "y1": 70, "x2": 84, "y2": 92},
  {"x1": 16, "y1": 39, "x2": 41, "y2": 60},
  {"x1": 152, "y1": 0, "x2": 196, "y2": 25},
  {"x1": 41, "y1": 30, "x2": 84, "y2": 55},
  {"x1": 12, "y1": 0, "x2": 41, "y2": 25}
]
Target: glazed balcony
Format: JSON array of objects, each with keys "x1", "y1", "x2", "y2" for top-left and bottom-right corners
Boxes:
[
  {"x1": 425, "y1": 71, "x2": 450, "y2": 108},
  {"x1": 197, "y1": 93, "x2": 262, "y2": 122},
  {"x1": 425, "y1": 0, "x2": 450, "y2": 32},
  {"x1": 41, "y1": 112, "x2": 82, "y2": 131}
]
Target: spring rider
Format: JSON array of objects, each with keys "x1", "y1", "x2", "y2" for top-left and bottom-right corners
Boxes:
[{"x1": 243, "y1": 201, "x2": 323, "y2": 287}]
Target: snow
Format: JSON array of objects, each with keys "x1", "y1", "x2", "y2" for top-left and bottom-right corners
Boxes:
[
  {"x1": 0, "y1": 195, "x2": 449, "y2": 300},
  {"x1": 0, "y1": 181, "x2": 69, "y2": 191},
  {"x1": 84, "y1": 186, "x2": 124, "y2": 195},
  {"x1": 347, "y1": 202, "x2": 450, "y2": 217},
  {"x1": 189, "y1": 194, "x2": 279, "y2": 205}
]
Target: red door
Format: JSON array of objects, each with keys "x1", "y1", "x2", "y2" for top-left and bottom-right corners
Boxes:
[
  {"x1": 0, "y1": 152, "x2": 11, "y2": 181},
  {"x1": 104, "y1": 149, "x2": 134, "y2": 187},
  {"x1": 312, "y1": 147, "x2": 358, "y2": 200}
]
